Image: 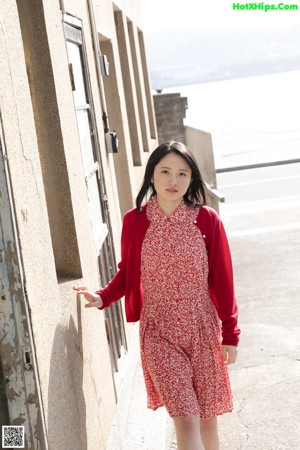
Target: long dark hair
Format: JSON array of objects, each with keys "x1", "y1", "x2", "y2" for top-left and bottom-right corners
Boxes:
[{"x1": 136, "y1": 141, "x2": 207, "y2": 211}]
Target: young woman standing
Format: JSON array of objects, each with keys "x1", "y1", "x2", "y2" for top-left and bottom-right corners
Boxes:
[{"x1": 74, "y1": 141, "x2": 240, "y2": 450}]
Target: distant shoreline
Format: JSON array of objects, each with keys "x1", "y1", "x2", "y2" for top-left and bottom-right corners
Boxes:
[
  {"x1": 146, "y1": 25, "x2": 300, "y2": 92},
  {"x1": 151, "y1": 66, "x2": 300, "y2": 91}
]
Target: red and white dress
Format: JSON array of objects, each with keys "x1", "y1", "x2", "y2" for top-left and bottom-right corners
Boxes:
[{"x1": 140, "y1": 197, "x2": 233, "y2": 418}]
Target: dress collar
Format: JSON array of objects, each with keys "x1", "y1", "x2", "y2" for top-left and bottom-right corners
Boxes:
[{"x1": 146, "y1": 196, "x2": 189, "y2": 224}]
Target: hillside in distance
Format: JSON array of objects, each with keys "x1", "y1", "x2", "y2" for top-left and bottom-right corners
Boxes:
[{"x1": 144, "y1": 26, "x2": 300, "y2": 89}]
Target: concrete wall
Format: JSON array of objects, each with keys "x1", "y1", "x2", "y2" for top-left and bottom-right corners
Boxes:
[
  {"x1": 185, "y1": 125, "x2": 221, "y2": 211},
  {"x1": 153, "y1": 93, "x2": 188, "y2": 144},
  {"x1": 0, "y1": 0, "x2": 157, "y2": 448}
]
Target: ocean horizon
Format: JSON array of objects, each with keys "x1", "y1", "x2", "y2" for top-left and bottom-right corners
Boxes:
[{"x1": 163, "y1": 69, "x2": 300, "y2": 167}]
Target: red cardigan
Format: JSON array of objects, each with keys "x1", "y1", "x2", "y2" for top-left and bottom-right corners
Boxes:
[{"x1": 96, "y1": 204, "x2": 240, "y2": 346}]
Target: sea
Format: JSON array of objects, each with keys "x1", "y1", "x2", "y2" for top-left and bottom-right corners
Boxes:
[{"x1": 163, "y1": 70, "x2": 300, "y2": 168}]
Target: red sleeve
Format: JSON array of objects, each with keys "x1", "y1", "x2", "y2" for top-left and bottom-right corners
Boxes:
[
  {"x1": 200, "y1": 207, "x2": 240, "y2": 346},
  {"x1": 95, "y1": 210, "x2": 130, "y2": 309}
]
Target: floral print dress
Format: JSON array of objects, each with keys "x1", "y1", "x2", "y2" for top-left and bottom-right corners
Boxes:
[{"x1": 140, "y1": 197, "x2": 233, "y2": 418}]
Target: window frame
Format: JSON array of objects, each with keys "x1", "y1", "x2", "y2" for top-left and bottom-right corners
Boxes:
[{"x1": 64, "y1": 15, "x2": 127, "y2": 393}]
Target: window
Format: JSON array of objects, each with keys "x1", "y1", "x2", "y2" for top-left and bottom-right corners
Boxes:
[
  {"x1": 64, "y1": 16, "x2": 127, "y2": 388},
  {"x1": 66, "y1": 25, "x2": 108, "y2": 252}
]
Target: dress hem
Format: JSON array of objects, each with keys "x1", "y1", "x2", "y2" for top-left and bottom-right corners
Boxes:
[{"x1": 147, "y1": 403, "x2": 234, "y2": 419}]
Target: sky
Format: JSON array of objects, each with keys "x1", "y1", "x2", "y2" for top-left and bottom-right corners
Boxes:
[{"x1": 140, "y1": 0, "x2": 300, "y2": 33}]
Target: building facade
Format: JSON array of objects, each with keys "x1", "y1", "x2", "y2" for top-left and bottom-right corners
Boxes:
[{"x1": 0, "y1": 0, "x2": 157, "y2": 448}]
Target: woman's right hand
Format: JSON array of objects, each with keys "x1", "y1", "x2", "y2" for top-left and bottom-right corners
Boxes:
[{"x1": 73, "y1": 285, "x2": 103, "y2": 309}]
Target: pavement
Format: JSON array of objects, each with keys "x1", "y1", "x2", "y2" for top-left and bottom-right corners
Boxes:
[
  {"x1": 107, "y1": 146, "x2": 300, "y2": 450},
  {"x1": 217, "y1": 219, "x2": 300, "y2": 449},
  {"x1": 215, "y1": 155, "x2": 300, "y2": 449}
]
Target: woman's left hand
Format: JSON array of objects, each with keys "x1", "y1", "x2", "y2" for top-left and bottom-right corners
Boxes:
[{"x1": 222, "y1": 345, "x2": 239, "y2": 365}]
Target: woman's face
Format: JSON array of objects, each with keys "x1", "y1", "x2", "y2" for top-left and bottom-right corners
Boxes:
[{"x1": 151, "y1": 152, "x2": 192, "y2": 208}]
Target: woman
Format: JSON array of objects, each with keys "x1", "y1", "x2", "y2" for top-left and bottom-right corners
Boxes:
[{"x1": 74, "y1": 141, "x2": 240, "y2": 450}]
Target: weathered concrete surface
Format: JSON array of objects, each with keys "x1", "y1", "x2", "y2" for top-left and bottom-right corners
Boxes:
[
  {"x1": 154, "y1": 93, "x2": 188, "y2": 144},
  {"x1": 218, "y1": 229, "x2": 300, "y2": 449}
]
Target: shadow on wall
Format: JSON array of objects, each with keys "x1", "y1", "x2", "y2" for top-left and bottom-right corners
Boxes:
[{"x1": 47, "y1": 301, "x2": 87, "y2": 449}]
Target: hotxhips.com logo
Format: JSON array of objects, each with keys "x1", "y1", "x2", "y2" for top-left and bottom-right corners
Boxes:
[{"x1": 232, "y1": 2, "x2": 299, "y2": 11}]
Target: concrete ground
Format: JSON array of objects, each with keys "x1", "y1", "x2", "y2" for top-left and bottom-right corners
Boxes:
[
  {"x1": 216, "y1": 155, "x2": 300, "y2": 449},
  {"x1": 217, "y1": 228, "x2": 300, "y2": 449},
  {"x1": 107, "y1": 146, "x2": 300, "y2": 449}
]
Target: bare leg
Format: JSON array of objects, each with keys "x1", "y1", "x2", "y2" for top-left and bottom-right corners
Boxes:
[
  {"x1": 200, "y1": 416, "x2": 220, "y2": 450},
  {"x1": 173, "y1": 414, "x2": 204, "y2": 450}
]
